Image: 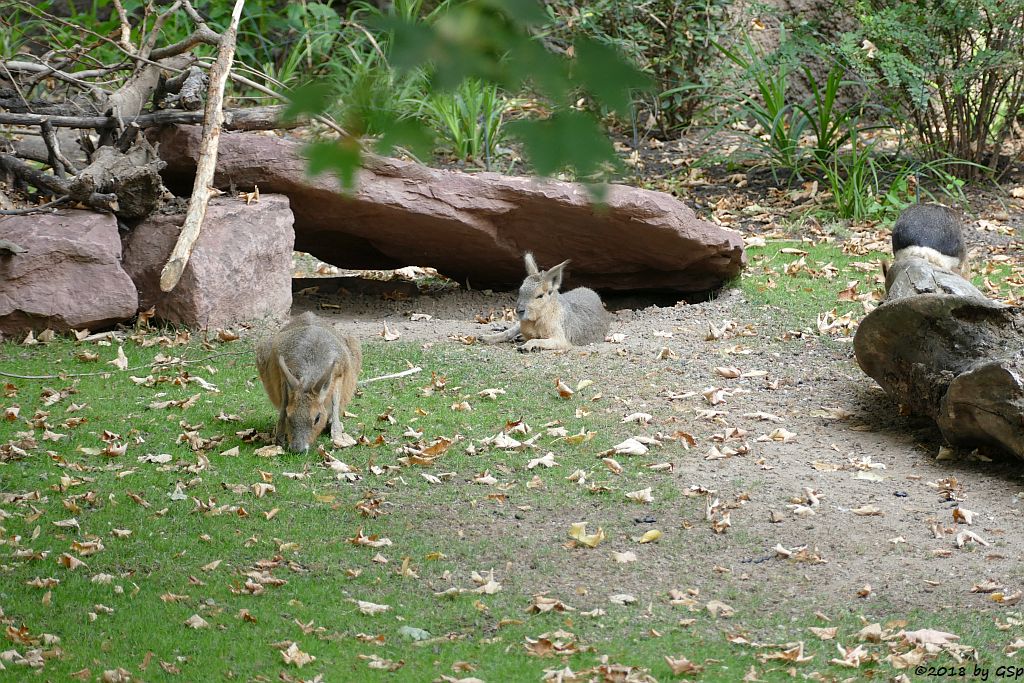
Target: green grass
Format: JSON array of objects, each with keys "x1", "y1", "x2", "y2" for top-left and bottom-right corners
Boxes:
[
  {"x1": 0, "y1": 332, "x2": 1018, "y2": 680},
  {"x1": 736, "y1": 239, "x2": 888, "y2": 330},
  {"x1": 738, "y1": 238, "x2": 1024, "y2": 334}
]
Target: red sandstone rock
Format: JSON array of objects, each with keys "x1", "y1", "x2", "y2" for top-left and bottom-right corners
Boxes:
[
  {"x1": 122, "y1": 195, "x2": 294, "y2": 328},
  {"x1": 0, "y1": 209, "x2": 138, "y2": 334},
  {"x1": 155, "y1": 126, "x2": 745, "y2": 293}
]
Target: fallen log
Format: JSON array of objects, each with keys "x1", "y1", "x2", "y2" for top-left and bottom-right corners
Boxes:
[{"x1": 854, "y1": 255, "x2": 1024, "y2": 458}]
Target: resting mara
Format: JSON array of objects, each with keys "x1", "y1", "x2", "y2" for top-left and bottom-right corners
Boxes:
[{"x1": 483, "y1": 253, "x2": 610, "y2": 351}]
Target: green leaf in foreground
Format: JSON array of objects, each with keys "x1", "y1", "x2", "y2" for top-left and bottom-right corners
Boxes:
[
  {"x1": 282, "y1": 81, "x2": 336, "y2": 121},
  {"x1": 305, "y1": 139, "x2": 361, "y2": 190},
  {"x1": 572, "y1": 37, "x2": 654, "y2": 116},
  {"x1": 506, "y1": 110, "x2": 619, "y2": 178}
]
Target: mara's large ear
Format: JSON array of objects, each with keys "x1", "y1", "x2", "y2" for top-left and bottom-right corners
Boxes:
[
  {"x1": 313, "y1": 362, "x2": 335, "y2": 399},
  {"x1": 524, "y1": 252, "x2": 539, "y2": 276},
  {"x1": 278, "y1": 355, "x2": 301, "y2": 391},
  {"x1": 545, "y1": 260, "x2": 570, "y2": 291}
]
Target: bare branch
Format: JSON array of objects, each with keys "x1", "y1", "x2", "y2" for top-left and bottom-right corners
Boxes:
[
  {"x1": 181, "y1": 0, "x2": 207, "y2": 27},
  {"x1": 111, "y1": 0, "x2": 135, "y2": 55},
  {"x1": 40, "y1": 119, "x2": 79, "y2": 177},
  {"x1": 0, "y1": 105, "x2": 295, "y2": 131},
  {"x1": 3, "y1": 60, "x2": 114, "y2": 96},
  {"x1": 0, "y1": 197, "x2": 70, "y2": 215},
  {"x1": 0, "y1": 154, "x2": 118, "y2": 212},
  {"x1": 140, "y1": 0, "x2": 184, "y2": 60},
  {"x1": 160, "y1": 0, "x2": 247, "y2": 293}
]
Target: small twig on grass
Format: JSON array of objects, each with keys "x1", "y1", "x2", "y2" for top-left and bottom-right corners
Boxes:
[
  {"x1": 358, "y1": 367, "x2": 422, "y2": 385},
  {"x1": 159, "y1": 0, "x2": 246, "y2": 293}
]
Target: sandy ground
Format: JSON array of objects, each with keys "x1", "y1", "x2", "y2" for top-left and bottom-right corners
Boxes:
[{"x1": 284, "y1": 279, "x2": 1024, "y2": 617}]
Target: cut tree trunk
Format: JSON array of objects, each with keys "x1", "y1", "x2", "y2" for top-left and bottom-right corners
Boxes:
[{"x1": 854, "y1": 255, "x2": 1024, "y2": 458}]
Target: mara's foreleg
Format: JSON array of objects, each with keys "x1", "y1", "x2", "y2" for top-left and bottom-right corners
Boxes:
[{"x1": 482, "y1": 322, "x2": 522, "y2": 344}]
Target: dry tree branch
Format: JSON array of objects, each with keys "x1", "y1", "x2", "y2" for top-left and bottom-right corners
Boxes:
[
  {"x1": 0, "y1": 197, "x2": 70, "y2": 216},
  {"x1": 111, "y1": 0, "x2": 135, "y2": 55},
  {"x1": 0, "y1": 105, "x2": 294, "y2": 131},
  {"x1": 0, "y1": 154, "x2": 118, "y2": 211},
  {"x1": 159, "y1": 0, "x2": 247, "y2": 293},
  {"x1": 196, "y1": 60, "x2": 349, "y2": 137},
  {"x1": 1, "y1": 59, "x2": 113, "y2": 96},
  {"x1": 140, "y1": 0, "x2": 184, "y2": 61},
  {"x1": 39, "y1": 119, "x2": 79, "y2": 177}
]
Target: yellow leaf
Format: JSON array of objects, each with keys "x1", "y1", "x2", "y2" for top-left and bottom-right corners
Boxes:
[
  {"x1": 568, "y1": 523, "x2": 605, "y2": 548},
  {"x1": 638, "y1": 529, "x2": 662, "y2": 544}
]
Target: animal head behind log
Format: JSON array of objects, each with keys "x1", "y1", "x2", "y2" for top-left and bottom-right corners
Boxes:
[{"x1": 890, "y1": 203, "x2": 967, "y2": 274}]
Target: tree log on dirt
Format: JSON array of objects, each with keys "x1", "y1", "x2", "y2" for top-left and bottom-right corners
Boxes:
[{"x1": 854, "y1": 255, "x2": 1024, "y2": 458}]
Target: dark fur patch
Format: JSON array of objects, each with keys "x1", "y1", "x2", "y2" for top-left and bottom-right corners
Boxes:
[{"x1": 891, "y1": 204, "x2": 965, "y2": 259}]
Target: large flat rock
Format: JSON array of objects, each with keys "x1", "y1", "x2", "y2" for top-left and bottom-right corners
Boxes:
[
  {"x1": 122, "y1": 195, "x2": 294, "y2": 328},
  {"x1": 155, "y1": 126, "x2": 745, "y2": 293},
  {"x1": 0, "y1": 209, "x2": 138, "y2": 334}
]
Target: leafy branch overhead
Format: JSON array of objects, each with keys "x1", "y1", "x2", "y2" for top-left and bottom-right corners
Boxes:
[{"x1": 287, "y1": 0, "x2": 653, "y2": 185}]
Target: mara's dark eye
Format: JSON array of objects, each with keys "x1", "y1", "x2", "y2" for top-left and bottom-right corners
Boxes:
[
  {"x1": 535, "y1": 293, "x2": 544, "y2": 299},
  {"x1": 314, "y1": 414, "x2": 322, "y2": 425}
]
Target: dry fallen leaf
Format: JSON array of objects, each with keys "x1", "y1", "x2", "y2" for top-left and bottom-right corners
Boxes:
[
  {"x1": 903, "y1": 628, "x2": 960, "y2": 646},
  {"x1": 356, "y1": 600, "x2": 391, "y2": 615},
  {"x1": 809, "y1": 626, "x2": 838, "y2": 640},
  {"x1": 625, "y1": 487, "x2": 653, "y2": 504},
  {"x1": 664, "y1": 655, "x2": 703, "y2": 676},
  {"x1": 184, "y1": 614, "x2": 209, "y2": 629},
  {"x1": 281, "y1": 642, "x2": 315, "y2": 668},
  {"x1": 554, "y1": 378, "x2": 574, "y2": 399},
  {"x1": 568, "y1": 523, "x2": 605, "y2": 548},
  {"x1": 637, "y1": 529, "x2": 662, "y2": 544},
  {"x1": 527, "y1": 452, "x2": 558, "y2": 469},
  {"x1": 706, "y1": 600, "x2": 734, "y2": 618},
  {"x1": 526, "y1": 595, "x2": 574, "y2": 614},
  {"x1": 108, "y1": 346, "x2": 129, "y2": 371}
]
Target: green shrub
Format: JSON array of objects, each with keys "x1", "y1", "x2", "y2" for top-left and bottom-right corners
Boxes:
[
  {"x1": 715, "y1": 33, "x2": 812, "y2": 177},
  {"x1": 541, "y1": 0, "x2": 735, "y2": 132},
  {"x1": 839, "y1": 0, "x2": 1024, "y2": 179},
  {"x1": 420, "y1": 78, "x2": 507, "y2": 163}
]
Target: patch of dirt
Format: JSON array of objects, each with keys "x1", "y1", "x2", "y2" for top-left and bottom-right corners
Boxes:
[
  {"x1": 291, "y1": 281, "x2": 1024, "y2": 618},
  {"x1": 279, "y1": 126, "x2": 1024, "y2": 622}
]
